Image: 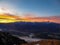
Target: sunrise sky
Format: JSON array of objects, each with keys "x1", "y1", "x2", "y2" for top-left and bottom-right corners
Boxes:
[
  {"x1": 0, "y1": 0, "x2": 60, "y2": 17},
  {"x1": 0, "y1": 0, "x2": 60, "y2": 23}
]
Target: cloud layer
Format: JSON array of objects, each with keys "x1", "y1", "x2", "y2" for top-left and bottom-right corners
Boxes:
[{"x1": 0, "y1": 13, "x2": 60, "y2": 23}]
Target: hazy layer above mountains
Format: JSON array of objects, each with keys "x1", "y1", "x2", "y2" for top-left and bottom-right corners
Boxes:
[{"x1": 0, "y1": 13, "x2": 60, "y2": 23}]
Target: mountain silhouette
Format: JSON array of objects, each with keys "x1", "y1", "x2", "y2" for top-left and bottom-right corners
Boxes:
[{"x1": 0, "y1": 22, "x2": 60, "y2": 33}]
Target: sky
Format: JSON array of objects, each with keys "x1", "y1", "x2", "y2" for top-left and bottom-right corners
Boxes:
[{"x1": 0, "y1": 0, "x2": 60, "y2": 17}]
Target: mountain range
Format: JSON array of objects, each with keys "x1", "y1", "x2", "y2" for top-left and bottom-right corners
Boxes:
[
  {"x1": 0, "y1": 22, "x2": 60, "y2": 33},
  {"x1": 0, "y1": 13, "x2": 60, "y2": 39}
]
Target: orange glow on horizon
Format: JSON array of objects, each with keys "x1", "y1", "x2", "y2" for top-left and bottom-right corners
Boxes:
[{"x1": 0, "y1": 13, "x2": 60, "y2": 23}]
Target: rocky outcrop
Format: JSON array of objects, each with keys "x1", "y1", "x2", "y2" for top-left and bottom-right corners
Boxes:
[{"x1": 0, "y1": 31, "x2": 27, "y2": 45}]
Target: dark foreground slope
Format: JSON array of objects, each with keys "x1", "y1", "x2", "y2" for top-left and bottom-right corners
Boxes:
[{"x1": 0, "y1": 31, "x2": 27, "y2": 45}]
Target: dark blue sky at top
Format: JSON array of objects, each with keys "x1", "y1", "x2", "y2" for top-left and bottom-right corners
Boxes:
[{"x1": 0, "y1": 0, "x2": 60, "y2": 17}]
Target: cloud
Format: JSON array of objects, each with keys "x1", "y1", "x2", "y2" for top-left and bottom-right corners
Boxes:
[{"x1": 22, "y1": 15, "x2": 60, "y2": 23}]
